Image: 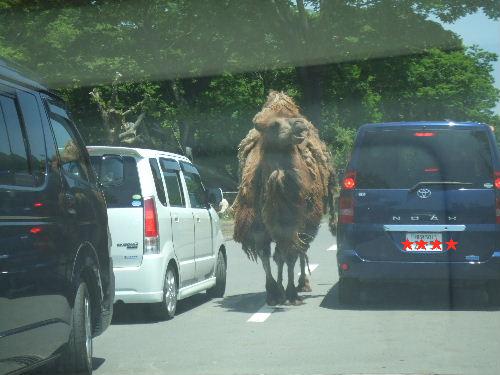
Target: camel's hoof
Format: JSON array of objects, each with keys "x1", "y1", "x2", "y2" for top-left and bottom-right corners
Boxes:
[
  {"x1": 266, "y1": 279, "x2": 286, "y2": 306},
  {"x1": 297, "y1": 275, "x2": 312, "y2": 293},
  {"x1": 285, "y1": 285, "x2": 303, "y2": 305},
  {"x1": 285, "y1": 295, "x2": 304, "y2": 306},
  {"x1": 266, "y1": 297, "x2": 278, "y2": 306},
  {"x1": 288, "y1": 298, "x2": 305, "y2": 306}
]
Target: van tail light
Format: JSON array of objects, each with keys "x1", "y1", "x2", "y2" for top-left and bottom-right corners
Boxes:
[
  {"x1": 414, "y1": 132, "x2": 435, "y2": 137},
  {"x1": 339, "y1": 193, "x2": 354, "y2": 224},
  {"x1": 494, "y1": 171, "x2": 500, "y2": 190},
  {"x1": 342, "y1": 171, "x2": 356, "y2": 190},
  {"x1": 493, "y1": 172, "x2": 500, "y2": 224},
  {"x1": 144, "y1": 197, "x2": 160, "y2": 254}
]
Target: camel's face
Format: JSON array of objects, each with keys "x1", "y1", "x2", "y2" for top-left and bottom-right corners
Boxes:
[{"x1": 255, "y1": 117, "x2": 308, "y2": 148}]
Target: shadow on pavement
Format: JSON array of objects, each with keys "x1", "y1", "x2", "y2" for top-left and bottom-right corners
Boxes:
[
  {"x1": 112, "y1": 293, "x2": 212, "y2": 324},
  {"x1": 176, "y1": 293, "x2": 211, "y2": 315},
  {"x1": 321, "y1": 282, "x2": 500, "y2": 311},
  {"x1": 215, "y1": 291, "x2": 324, "y2": 313},
  {"x1": 215, "y1": 292, "x2": 268, "y2": 313},
  {"x1": 29, "y1": 357, "x2": 105, "y2": 374}
]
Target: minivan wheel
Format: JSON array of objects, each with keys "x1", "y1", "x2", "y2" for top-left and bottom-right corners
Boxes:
[
  {"x1": 206, "y1": 251, "x2": 226, "y2": 298},
  {"x1": 338, "y1": 278, "x2": 360, "y2": 305},
  {"x1": 59, "y1": 280, "x2": 93, "y2": 375},
  {"x1": 152, "y1": 265, "x2": 178, "y2": 320}
]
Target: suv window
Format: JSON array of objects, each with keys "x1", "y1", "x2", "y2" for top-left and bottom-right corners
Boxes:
[
  {"x1": 159, "y1": 158, "x2": 185, "y2": 207},
  {"x1": 49, "y1": 112, "x2": 90, "y2": 184},
  {"x1": 17, "y1": 91, "x2": 46, "y2": 183},
  {"x1": 0, "y1": 92, "x2": 41, "y2": 187},
  {"x1": 90, "y1": 155, "x2": 142, "y2": 208},
  {"x1": 181, "y1": 162, "x2": 207, "y2": 209},
  {"x1": 356, "y1": 129, "x2": 494, "y2": 189}
]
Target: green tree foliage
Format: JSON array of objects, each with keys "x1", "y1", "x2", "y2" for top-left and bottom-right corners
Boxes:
[{"x1": 0, "y1": 0, "x2": 499, "y2": 185}]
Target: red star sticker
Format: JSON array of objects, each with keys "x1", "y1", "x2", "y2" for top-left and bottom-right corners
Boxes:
[
  {"x1": 416, "y1": 239, "x2": 428, "y2": 250},
  {"x1": 401, "y1": 239, "x2": 413, "y2": 251},
  {"x1": 446, "y1": 238, "x2": 458, "y2": 251},
  {"x1": 430, "y1": 239, "x2": 442, "y2": 250}
]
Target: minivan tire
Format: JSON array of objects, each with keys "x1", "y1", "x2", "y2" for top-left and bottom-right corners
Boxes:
[
  {"x1": 152, "y1": 265, "x2": 178, "y2": 320},
  {"x1": 59, "y1": 280, "x2": 93, "y2": 375},
  {"x1": 206, "y1": 251, "x2": 226, "y2": 298}
]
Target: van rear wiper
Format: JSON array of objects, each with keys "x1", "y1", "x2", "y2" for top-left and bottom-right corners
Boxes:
[{"x1": 409, "y1": 181, "x2": 473, "y2": 192}]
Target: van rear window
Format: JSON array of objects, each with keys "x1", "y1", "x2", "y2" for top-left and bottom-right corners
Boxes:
[
  {"x1": 90, "y1": 155, "x2": 142, "y2": 208},
  {"x1": 356, "y1": 129, "x2": 494, "y2": 189}
]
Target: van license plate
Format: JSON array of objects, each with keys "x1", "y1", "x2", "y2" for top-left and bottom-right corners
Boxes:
[{"x1": 406, "y1": 233, "x2": 443, "y2": 252}]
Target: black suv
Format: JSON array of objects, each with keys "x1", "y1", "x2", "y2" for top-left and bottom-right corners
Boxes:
[{"x1": 0, "y1": 60, "x2": 114, "y2": 375}]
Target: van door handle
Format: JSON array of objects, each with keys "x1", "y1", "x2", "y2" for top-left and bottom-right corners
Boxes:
[
  {"x1": 173, "y1": 216, "x2": 180, "y2": 223},
  {"x1": 196, "y1": 216, "x2": 201, "y2": 223}
]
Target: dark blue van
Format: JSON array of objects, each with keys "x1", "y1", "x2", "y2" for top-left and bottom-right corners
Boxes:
[
  {"x1": 0, "y1": 60, "x2": 114, "y2": 375},
  {"x1": 337, "y1": 122, "x2": 500, "y2": 303}
]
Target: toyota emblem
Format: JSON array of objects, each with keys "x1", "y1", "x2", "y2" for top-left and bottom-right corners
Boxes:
[{"x1": 416, "y1": 188, "x2": 432, "y2": 199}]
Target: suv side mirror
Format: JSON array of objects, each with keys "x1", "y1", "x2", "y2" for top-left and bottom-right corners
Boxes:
[
  {"x1": 207, "y1": 187, "x2": 223, "y2": 208},
  {"x1": 99, "y1": 154, "x2": 125, "y2": 187}
]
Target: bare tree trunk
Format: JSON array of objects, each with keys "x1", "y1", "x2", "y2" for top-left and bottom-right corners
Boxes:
[{"x1": 296, "y1": 65, "x2": 324, "y2": 127}]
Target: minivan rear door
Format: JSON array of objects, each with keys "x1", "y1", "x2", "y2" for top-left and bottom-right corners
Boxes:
[
  {"x1": 90, "y1": 155, "x2": 144, "y2": 267},
  {"x1": 350, "y1": 126, "x2": 496, "y2": 263}
]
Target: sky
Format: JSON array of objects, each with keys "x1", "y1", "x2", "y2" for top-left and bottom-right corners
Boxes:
[{"x1": 434, "y1": 11, "x2": 500, "y2": 114}]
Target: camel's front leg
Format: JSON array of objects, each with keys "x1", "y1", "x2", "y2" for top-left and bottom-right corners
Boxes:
[
  {"x1": 256, "y1": 240, "x2": 282, "y2": 306},
  {"x1": 285, "y1": 252, "x2": 303, "y2": 305},
  {"x1": 297, "y1": 253, "x2": 312, "y2": 292},
  {"x1": 273, "y1": 246, "x2": 286, "y2": 304}
]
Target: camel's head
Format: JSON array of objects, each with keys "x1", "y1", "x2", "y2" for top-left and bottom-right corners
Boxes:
[{"x1": 255, "y1": 117, "x2": 309, "y2": 149}]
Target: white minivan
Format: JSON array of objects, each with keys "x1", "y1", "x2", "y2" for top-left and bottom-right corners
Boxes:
[{"x1": 87, "y1": 146, "x2": 227, "y2": 320}]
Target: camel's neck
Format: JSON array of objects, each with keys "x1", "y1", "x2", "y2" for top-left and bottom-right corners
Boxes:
[{"x1": 260, "y1": 145, "x2": 297, "y2": 170}]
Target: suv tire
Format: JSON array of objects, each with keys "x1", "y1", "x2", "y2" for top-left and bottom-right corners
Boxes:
[
  {"x1": 59, "y1": 280, "x2": 93, "y2": 375},
  {"x1": 207, "y1": 251, "x2": 226, "y2": 298}
]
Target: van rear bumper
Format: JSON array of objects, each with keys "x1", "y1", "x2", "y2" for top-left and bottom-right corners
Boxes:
[
  {"x1": 113, "y1": 254, "x2": 166, "y2": 304},
  {"x1": 338, "y1": 249, "x2": 500, "y2": 282}
]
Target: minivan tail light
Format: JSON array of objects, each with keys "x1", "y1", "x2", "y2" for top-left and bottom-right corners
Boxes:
[
  {"x1": 144, "y1": 197, "x2": 160, "y2": 254},
  {"x1": 495, "y1": 171, "x2": 500, "y2": 190},
  {"x1": 415, "y1": 132, "x2": 435, "y2": 137},
  {"x1": 339, "y1": 194, "x2": 354, "y2": 224},
  {"x1": 342, "y1": 171, "x2": 356, "y2": 190}
]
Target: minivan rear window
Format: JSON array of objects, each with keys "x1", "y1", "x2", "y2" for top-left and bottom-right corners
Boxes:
[
  {"x1": 90, "y1": 155, "x2": 142, "y2": 208},
  {"x1": 356, "y1": 128, "x2": 494, "y2": 189}
]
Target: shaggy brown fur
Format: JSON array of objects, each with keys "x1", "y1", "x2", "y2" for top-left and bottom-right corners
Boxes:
[{"x1": 232, "y1": 91, "x2": 336, "y2": 305}]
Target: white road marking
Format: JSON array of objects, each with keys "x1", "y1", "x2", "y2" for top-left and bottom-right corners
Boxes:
[
  {"x1": 247, "y1": 305, "x2": 275, "y2": 323},
  {"x1": 298, "y1": 263, "x2": 318, "y2": 275},
  {"x1": 247, "y1": 263, "x2": 319, "y2": 323},
  {"x1": 327, "y1": 244, "x2": 337, "y2": 251}
]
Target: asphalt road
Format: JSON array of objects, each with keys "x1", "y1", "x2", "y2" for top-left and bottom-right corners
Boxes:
[{"x1": 91, "y1": 224, "x2": 500, "y2": 375}]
